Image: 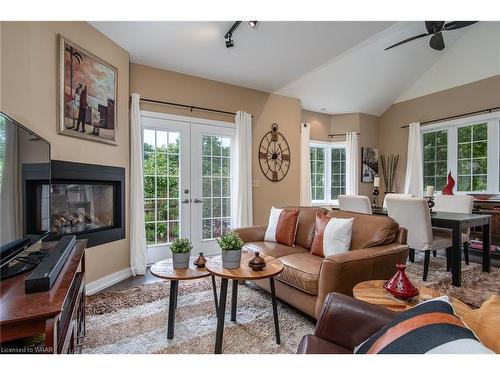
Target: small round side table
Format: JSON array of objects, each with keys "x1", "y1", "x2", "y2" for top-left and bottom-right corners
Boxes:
[
  {"x1": 353, "y1": 280, "x2": 472, "y2": 317},
  {"x1": 206, "y1": 252, "x2": 284, "y2": 354},
  {"x1": 150, "y1": 258, "x2": 213, "y2": 339}
]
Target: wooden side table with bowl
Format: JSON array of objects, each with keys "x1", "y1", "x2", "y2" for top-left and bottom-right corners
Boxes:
[
  {"x1": 353, "y1": 280, "x2": 472, "y2": 318},
  {"x1": 206, "y1": 252, "x2": 284, "y2": 354}
]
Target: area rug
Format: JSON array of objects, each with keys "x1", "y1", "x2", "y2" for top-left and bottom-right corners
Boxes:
[{"x1": 84, "y1": 256, "x2": 499, "y2": 354}]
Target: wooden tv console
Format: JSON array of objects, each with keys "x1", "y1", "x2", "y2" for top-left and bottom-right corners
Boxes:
[{"x1": 0, "y1": 240, "x2": 87, "y2": 354}]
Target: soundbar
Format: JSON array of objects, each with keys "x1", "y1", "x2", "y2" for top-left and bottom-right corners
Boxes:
[{"x1": 25, "y1": 235, "x2": 76, "y2": 294}]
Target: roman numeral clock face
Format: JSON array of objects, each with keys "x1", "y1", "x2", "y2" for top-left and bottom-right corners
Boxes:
[{"x1": 258, "y1": 123, "x2": 291, "y2": 182}]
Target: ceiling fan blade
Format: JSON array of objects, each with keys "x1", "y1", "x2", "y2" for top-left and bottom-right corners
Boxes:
[
  {"x1": 429, "y1": 32, "x2": 445, "y2": 51},
  {"x1": 425, "y1": 21, "x2": 445, "y2": 34},
  {"x1": 444, "y1": 21, "x2": 478, "y2": 30},
  {"x1": 384, "y1": 33, "x2": 429, "y2": 50}
]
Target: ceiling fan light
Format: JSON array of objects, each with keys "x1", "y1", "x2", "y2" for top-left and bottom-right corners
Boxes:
[
  {"x1": 225, "y1": 37, "x2": 234, "y2": 48},
  {"x1": 249, "y1": 21, "x2": 258, "y2": 29}
]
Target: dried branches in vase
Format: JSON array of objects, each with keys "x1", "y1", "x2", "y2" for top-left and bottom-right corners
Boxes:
[{"x1": 380, "y1": 154, "x2": 399, "y2": 193}]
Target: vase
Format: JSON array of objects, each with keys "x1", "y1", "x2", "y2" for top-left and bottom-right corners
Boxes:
[
  {"x1": 194, "y1": 252, "x2": 207, "y2": 268},
  {"x1": 442, "y1": 172, "x2": 455, "y2": 195},
  {"x1": 248, "y1": 251, "x2": 266, "y2": 271},
  {"x1": 384, "y1": 264, "x2": 419, "y2": 300},
  {"x1": 172, "y1": 252, "x2": 190, "y2": 269},
  {"x1": 221, "y1": 249, "x2": 241, "y2": 269}
]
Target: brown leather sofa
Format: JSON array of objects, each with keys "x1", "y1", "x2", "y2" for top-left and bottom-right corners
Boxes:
[
  {"x1": 297, "y1": 293, "x2": 398, "y2": 354},
  {"x1": 234, "y1": 206, "x2": 408, "y2": 318}
]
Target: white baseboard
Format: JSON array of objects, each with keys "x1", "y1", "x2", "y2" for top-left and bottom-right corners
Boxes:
[{"x1": 86, "y1": 267, "x2": 133, "y2": 295}]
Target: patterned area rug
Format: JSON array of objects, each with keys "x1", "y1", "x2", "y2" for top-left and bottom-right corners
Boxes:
[{"x1": 84, "y1": 256, "x2": 499, "y2": 354}]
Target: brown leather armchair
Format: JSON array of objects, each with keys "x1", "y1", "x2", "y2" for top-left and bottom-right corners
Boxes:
[{"x1": 297, "y1": 293, "x2": 397, "y2": 354}]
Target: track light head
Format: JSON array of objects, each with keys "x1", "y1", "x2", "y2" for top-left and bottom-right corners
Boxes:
[
  {"x1": 225, "y1": 37, "x2": 234, "y2": 48},
  {"x1": 249, "y1": 21, "x2": 258, "y2": 28}
]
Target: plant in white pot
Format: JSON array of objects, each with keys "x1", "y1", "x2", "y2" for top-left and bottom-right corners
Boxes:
[
  {"x1": 170, "y1": 238, "x2": 192, "y2": 269},
  {"x1": 217, "y1": 231, "x2": 244, "y2": 269}
]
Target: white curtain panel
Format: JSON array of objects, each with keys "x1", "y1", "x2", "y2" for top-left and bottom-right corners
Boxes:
[
  {"x1": 404, "y1": 122, "x2": 424, "y2": 198},
  {"x1": 300, "y1": 123, "x2": 312, "y2": 205},
  {"x1": 345, "y1": 132, "x2": 359, "y2": 195},
  {"x1": 0, "y1": 118, "x2": 21, "y2": 243},
  {"x1": 232, "y1": 111, "x2": 253, "y2": 228},
  {"x1": 130, "y1": 93, "x2": 147, "y2": 276}
]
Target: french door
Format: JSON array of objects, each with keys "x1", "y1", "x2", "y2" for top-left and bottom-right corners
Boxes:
[{"x1": 141, "y1": 112, "x2": 235, "y2": 264}]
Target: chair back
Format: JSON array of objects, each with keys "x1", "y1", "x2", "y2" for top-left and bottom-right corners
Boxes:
[
  {"x1": 338, "y1": 195, "x2": 372, "y2": 214},
  {"x1": 434, "y1": 195, "x2": 474, "y2": 214},
  {"x1": 386, "y1": 196, "x2": 433, "y2": 251},
  {"x1": 383, "y1": 193, "x2": 414, "y2": 208}
]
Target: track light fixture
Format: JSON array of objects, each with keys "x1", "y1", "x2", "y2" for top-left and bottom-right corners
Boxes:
[{"x1": 224, "y1": 21, "x2": 259, "y2": 48}]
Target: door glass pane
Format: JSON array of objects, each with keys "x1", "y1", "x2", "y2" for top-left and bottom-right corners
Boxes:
[
  {"x1": 202, "y1": 135, "x2": 231, "y2": 240},
  {"x1": 142, "y1": 129, "x2": 181, "y2": 245},
  {"x1": 457, "y1": 123, "x2": 487, "y2": 191}
]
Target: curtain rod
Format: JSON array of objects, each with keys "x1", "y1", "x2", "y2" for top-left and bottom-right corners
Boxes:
[
  {"x1": 136, "y1": 97, "x2": 240, "y2": 117},
  {"x1": 400, "y1": 106, "x2": 500, "y2": 129},
  {"x1": 328, "y1": 132, "x2": 360, "y2": 137}
]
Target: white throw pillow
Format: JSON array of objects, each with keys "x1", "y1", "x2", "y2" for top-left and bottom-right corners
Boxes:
[{"x1": 322, "y1": 217, "x2": 354, "y2": 257}]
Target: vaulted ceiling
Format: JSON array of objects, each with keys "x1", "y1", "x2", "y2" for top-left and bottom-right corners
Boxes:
[{"x1": 91, "y1": 21, "x2": 500, "y2": 116}]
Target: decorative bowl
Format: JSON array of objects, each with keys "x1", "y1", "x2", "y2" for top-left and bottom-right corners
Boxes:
[
  {"x1": 384, "y1": 264, "x2": 419, "y2": 300},
  {"x1": 466, "y1": 193, "x2": 498, "y2": 201}
]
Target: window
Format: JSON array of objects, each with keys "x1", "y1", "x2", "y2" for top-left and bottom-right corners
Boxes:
[
  {"x1": 421, "y1": 115, "x2": 499, "y2": 194},
  {"x1": 423, "y1": 130, "x2": 448, "y2": 190},
  {"x1": 310, "y1": 142, "x2": 346, "y2": 203},
  {"x1": 143, "y1": 129, "x2": 180, "y2": 245},
  {"x1": 457, "y1": 123, "x2": 487, "y2": 191}
]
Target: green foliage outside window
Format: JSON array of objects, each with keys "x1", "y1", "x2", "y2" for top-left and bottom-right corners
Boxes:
[{"x1": 457, "y1": 123, "x2": 487, "y2": 191}]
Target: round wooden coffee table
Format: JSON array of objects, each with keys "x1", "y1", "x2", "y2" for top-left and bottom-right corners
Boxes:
[
  {"x1": 206, "y1": 252, "x2": 284, "y2": 354},
  {"x1": 150, "y1": 257, "x2": 214, "y2": 339},
  {"x1": 353, "y1": 280, "x2": 472, "y2": 317}
]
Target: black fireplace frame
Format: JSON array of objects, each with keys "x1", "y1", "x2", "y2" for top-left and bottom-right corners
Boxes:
[{"x1": 24, "y1": 160, "x2": 125, "y2": 248}]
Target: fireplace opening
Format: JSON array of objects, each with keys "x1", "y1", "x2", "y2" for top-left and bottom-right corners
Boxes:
[
  {"x1": 51, "y1": 182, "x2": 115, "y2": 236},
  {"x1": 24, "y1": 160, "x2": 125, "y2": 248}
]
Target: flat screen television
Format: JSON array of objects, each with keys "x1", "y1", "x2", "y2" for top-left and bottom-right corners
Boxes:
[{"x1": 0, "y1": 112, "x2": 51, "y2": 269}]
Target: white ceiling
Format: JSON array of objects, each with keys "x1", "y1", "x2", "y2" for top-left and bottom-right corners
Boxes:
[{"x1": 91, "y1": 21, "x2": 500, "y2": 116}]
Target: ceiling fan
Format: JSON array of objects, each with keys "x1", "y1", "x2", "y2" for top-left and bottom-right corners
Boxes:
[{"x1": 384, "y1": 21, "x2": 477, "y2": 51}]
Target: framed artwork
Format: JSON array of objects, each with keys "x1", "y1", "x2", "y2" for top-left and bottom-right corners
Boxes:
[
  {"x1": 58, "y1": 35, "x2": 118, "y2": 145},
  {"x1": 361, "y1": 147, "x2": 379, "y2": 182}
]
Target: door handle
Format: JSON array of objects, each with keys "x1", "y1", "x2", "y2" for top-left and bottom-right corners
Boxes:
[
  {"x1": 181, "y1": 199, "x2": 190, "y2": 204},
  {"x1": 193, "y1": 198, "x2": 202, "y2": 203}
]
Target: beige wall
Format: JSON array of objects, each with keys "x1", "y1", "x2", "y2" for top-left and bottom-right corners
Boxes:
[
  {"x1": 130, "y1": 64, "x2": 302, "y2": 225},
  {"x1": 301, "y1": 109, "x2": 331, "y2": 142},
  {"x1": 378, "y1": 74, "x2": 500, "y2": 193},
  {"x1": 1, "y1": 22, "x2": 130, "y2": 283}
]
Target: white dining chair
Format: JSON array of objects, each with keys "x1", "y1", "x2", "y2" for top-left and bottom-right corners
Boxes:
[
  {"x1": 386, "y1": 196, "x2": 452, "y2": 281},
  {"x1": 382, "y1": 193, "x2": 414, "y2": 208},
  {"x1": 433, "y1": 194, "x2": 474, "y2": 265},
  {"x1": 338, "y1": 195, "x2": 372, "y2": 214}
]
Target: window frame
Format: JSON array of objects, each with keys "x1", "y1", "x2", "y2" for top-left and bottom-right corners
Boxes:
[
  {"x1": 420, "y1": 112, "x2": 500, "y2": 194},
  {"x1": 310, "y1": 140, "x2": 347, "y2": 205}
]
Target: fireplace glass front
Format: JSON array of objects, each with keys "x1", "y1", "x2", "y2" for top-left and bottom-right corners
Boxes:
[{"x1": 51, "y1": 183, "x2": 115, "y2": 236}]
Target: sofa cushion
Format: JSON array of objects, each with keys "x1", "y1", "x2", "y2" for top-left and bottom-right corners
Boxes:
[
  {"x1": 243, "y1": 242, "x2": 308, "y2": 259},
  {"x1": 310, "y1": 213, "x2": 354, "y2": 257},
  {"x1": 264, "y1": 207, "x2": 300, "y2": 246},
  {"x1": 328, "y1": 210, "x2": 399, "y2": 250},
  {"x1": 276, "y1": 253, "x2": 323, "y2": 295},
  {"x1": 282, "y1": 206, "x2": 329, "y2": 249}
]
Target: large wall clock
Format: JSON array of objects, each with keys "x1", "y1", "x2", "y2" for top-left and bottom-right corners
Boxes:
[{"x1": 258, "y1": 123, "x2": 291, "y2": 182}]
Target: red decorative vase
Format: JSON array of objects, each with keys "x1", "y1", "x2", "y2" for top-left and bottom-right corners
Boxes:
[
  {"x1": 384, "y1": 264, "x2": 419, "y2": 300},
  {"x1": 442, "y1": 171, "x2": 455, "y2": 195}
]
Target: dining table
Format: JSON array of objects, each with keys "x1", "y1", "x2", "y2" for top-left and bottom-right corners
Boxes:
[{"x1": 332, "y1": 206, "x2": 492, "y2": 287}]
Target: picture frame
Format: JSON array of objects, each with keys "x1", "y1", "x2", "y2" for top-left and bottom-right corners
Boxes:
[
  {"x1": 58, "y1": 35, "x2": 118, "y2": 145},
  {"x1": 361, "y1": 146, "x2": 379, "y2": 182}
]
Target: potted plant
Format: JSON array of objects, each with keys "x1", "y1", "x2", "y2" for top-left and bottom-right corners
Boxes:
[
  {"x1": 217, "y1": 231, "x2": 244, "y2": 269},
  {"x1": 170, "y1": 238, "x2": 192, "y2": 269}
]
